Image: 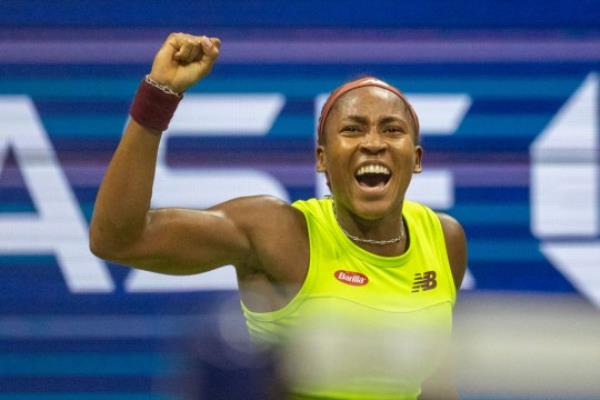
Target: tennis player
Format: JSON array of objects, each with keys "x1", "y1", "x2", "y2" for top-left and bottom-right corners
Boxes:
[{"x1": 90, "y1": 33, "x2": 467, "y2": 399}]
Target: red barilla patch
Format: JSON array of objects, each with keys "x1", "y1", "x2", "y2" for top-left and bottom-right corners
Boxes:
[{"x1": 334, "y1": 270, "x2": 369, "y2": 286}]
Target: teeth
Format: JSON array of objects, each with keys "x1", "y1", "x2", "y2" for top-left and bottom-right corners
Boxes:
[{"x1": 356, "y1": 164, "x2": 391, "y2": 176}]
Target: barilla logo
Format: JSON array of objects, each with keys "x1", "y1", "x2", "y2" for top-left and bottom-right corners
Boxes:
[
  {"x1": 334, "y1": 270, "x2": 369, "y2": 286},
  {"x1": 411, "y1": 271, "x2": 437, "y2": 293}
]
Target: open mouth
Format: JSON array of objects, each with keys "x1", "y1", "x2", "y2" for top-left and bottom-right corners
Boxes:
[{"x1": 355, "y1": 164, "x2": 392, "y2": 189}]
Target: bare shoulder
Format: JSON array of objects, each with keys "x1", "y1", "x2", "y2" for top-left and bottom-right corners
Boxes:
[
  {"x1": 436, "y1": 212, "x2": 468, "y2": 291},
  {"x1": 212, "y1": 195, "x2": 309, "y2": 276},
  {"x1": 436, "y1": 213, "x2": 465, "y2": 243},
  {"x1": 211, "y1": 195, "x2": 305, "y2": 234}
]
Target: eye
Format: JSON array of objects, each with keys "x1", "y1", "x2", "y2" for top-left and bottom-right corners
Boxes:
[
  {"x1": 383, "y1": 126, "x2": 405, "y2": 135},
  {"x1": 341, "y1": 125, "x2": 361, "y2": 133}
]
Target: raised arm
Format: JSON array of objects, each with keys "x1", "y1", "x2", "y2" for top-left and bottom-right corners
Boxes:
[{"x1": 89, "y1": 33, "x2": 256, "y2": 275}]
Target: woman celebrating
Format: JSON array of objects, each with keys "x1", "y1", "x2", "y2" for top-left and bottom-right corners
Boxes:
[{"x1": 90, "y1": 33, "x2": 467, "y2": 399}]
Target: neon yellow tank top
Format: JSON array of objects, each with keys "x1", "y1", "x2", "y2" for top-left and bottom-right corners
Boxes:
[{"x1": 241, "y1": 198, "x2": 457, "y2": 399}]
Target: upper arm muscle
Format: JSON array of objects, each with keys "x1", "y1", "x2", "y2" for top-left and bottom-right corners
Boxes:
[{"x1": 106, "y1": 196, "x2": 282, "y2": 275}]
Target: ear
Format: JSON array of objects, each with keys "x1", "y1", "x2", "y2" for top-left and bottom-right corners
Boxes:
[
  {"x1": 316, "y1": 145, "x2": 327, "y2": 172},
  {"x1": 413, "y1": 146, "x2": 423, "y2": 173}
]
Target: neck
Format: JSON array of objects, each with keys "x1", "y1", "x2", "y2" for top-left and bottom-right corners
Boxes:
[{"x1": 332, "y1": 199, "x2": 407, "y2": 255}]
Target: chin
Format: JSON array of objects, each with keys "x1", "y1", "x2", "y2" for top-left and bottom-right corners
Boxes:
[{"x1": 349, "y1": 197, "x2": 397, "y2": 221}]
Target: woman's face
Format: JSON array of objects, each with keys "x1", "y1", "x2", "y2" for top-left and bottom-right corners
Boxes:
[{"x1": 317, "y1": 86, "x2": 422, "y2": 220}]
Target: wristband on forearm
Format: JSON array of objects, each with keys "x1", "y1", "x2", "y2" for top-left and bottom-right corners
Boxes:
[{"x1": 129, "y1": 75, "x2": 183, "y2": 133}]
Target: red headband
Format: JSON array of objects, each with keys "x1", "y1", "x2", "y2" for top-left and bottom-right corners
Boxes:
[{"x1": 317, "y1": 76, "x2": 420, "y2": 144}]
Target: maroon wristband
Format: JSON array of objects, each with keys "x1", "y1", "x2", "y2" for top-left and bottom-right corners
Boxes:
[{"x1": 129, "y1": 79, "x2": 182, "y2": 133}]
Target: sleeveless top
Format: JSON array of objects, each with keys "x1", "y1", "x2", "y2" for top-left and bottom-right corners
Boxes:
[{"x1": 241, "y1": 197, "x2": 457, "y2": 399}]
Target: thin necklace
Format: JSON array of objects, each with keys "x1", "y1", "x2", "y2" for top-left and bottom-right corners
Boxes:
[{"x1": 331, "y1": 199, "x2": 405, "y2": 246}]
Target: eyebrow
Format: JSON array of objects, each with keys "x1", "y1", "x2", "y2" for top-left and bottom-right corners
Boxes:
[
  {"x1": 379, "y1": 116, "x2": 407, "y2": 126},
  {"x1": 344, "y1": 115, "x2": 370, "y2": 125},
  {"x1": 343, "y1": 115, "x2": 408, "y2": 125}
]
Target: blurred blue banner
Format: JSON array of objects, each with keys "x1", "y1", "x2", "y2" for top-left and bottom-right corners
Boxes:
[{"x1": 0, "y1": 1, "x2": 599, "y2": 398}]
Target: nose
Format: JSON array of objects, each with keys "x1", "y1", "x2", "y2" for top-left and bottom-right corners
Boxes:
[{"x1": 359, "y1": 129, "x2": 386, "y2": 154}]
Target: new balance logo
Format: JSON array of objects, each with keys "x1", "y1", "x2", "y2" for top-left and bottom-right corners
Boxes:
[{"x1": 411, "y1": 271, "x2": 437, "y2": 292}]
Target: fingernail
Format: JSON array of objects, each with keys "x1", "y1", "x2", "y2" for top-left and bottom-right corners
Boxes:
[{"x1": 201, "y1": 36, "x2": 213, "y2": 48}]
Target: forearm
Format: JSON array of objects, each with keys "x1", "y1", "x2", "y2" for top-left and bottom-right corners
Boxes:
[
  {"x1": 89, "y1": 32, "x2": 220, "y2": 259},
  {"x1": 89, "y1": 119, "x2": 161, "y2": 255}
]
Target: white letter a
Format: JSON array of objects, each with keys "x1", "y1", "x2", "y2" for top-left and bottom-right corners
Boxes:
[{"x1": 0, "y1": 96, "x2": 113, "y2": 292}]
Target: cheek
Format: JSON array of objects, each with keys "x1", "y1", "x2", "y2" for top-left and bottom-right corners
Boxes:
[
  {"x1": 323, "y1": 141, "x2": 350, "y2": 168},
  {"x1": 391, "y1": 146, "x2": 419, "y2": 175},
  {"x1": 323, "y1": 153, "x2": 353, "y2": 190}
]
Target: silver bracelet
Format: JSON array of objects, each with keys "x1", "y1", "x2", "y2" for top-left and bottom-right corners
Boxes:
[{"x1": 144, "y1": 74, "x2": 182, "y2": 98}]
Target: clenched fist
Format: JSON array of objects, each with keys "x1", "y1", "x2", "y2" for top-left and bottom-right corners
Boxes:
[{"x1": 148, "y1": 33, "x2": 221, "y2": 94}]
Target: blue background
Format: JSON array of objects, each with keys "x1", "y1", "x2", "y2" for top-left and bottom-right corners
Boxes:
[{"x1": 0, "y1": 1, "x2": 599, "y2": 398}]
